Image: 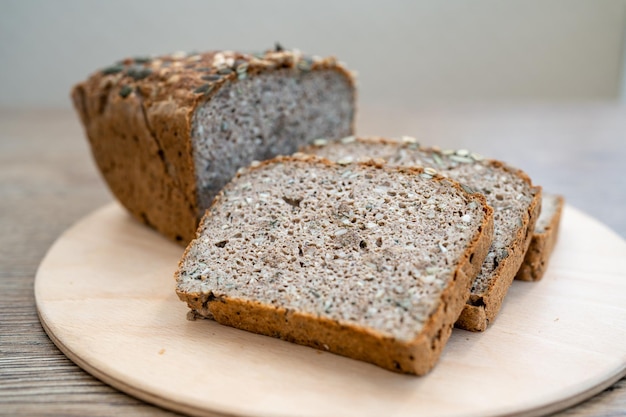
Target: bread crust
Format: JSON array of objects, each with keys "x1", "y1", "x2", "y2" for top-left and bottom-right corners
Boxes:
[
  {"x1": 176, "y1": 155, "x2": 494, "y2": 375},
  {"x1": 515, "y1": 195, "x2": 564, "y2": 282},
  {"x1": 72, "y1": 50, "x2": 356, "y2": 243},
  {"x1": 460, "y1": 160, "x2": 542, "y2": 331}
]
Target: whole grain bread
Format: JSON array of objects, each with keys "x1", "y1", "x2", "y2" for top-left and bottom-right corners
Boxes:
[
  {"x1": 72, "y1": 47, "x2": 356, "y2": 244},
  {"x1": 304, "y1": 137, "x2": 541, "y2": 331},
  {"x1": 176, "y1": 154, "x2": 493, "y2": 374},
  {"x1": 515, "y1": 194, "x2": 564, "y2": 281}
]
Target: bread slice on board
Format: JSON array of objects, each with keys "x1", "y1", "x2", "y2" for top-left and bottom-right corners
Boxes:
[
  {"x1": 304, "y1": 137, "x2": 541, "y2": 331},
  {"x1": 176, "y1": 155, "x2": 494, "y2": 374},
  {"x1": 515, "y1": 194, "x2": 564, "y2": 281},
  {"x1": 71, "y1": 48, "x2": 356, "y2": 244}
]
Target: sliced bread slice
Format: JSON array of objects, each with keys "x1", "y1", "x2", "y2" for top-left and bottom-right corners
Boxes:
[
  {"x1": 176, "y1": 154, "x2": 493, "y2": 374},
  {"x1": 515, "y1": 194, "x2": 564, "y2": 281},
  {"x1": 305, "y1": 137, "x2": 541, "y2": 331}
]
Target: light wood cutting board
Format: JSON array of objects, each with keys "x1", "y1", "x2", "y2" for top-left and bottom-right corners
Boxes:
[{"x1": 35, "y1": 202, "x2": 626, "y2": 417}]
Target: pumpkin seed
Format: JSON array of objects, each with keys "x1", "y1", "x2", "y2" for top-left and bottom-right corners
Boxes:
[
  {"x1": 127, "y1": 66, "x2": 152, "y2": 80},
  {"x1": 102, "y1": 64, "x2": 124, "y2": 75},
  {"x1": 201, "y1": 74, "x2": 222, "y2": 81},
  {"x1": 133, "y1": 56, "x2": 152, "y2": 64},
  {"x1": 217, "y1": 67, "x2": 234, "y2": 75},
  {"x1": 119, "y1": 85, "x2": 133, "y2": 98},
  {"x1": 193, "y1": 84, "x2": 214, "y2": 95}
]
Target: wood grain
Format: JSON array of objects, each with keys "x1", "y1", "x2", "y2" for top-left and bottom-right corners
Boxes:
[
  {"x1": 1, "y1": 107, "x2": 625, "y2": 416},
  {"x1": 35, "y1": 203, "x2": 626, "y2": 417}
]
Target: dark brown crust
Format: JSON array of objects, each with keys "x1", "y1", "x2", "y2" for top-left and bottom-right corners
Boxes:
[
  {"x1": 459, "y1": 161, "x2": 542, "y2": 331},
  {"x1": 176, "y1": 154, "x2": 494, "y2": 375},
  {"x1": 515, "y1": 195, "x2": 564, "y2": 282},
  {"x1": 71, "y1": 50, "x2": 356, "y2": 244},
  {"x1": 301, "y1": 137, "x2": 542, "y2": 332}
]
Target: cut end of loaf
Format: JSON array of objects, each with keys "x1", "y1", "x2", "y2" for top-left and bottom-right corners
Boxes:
[
  {"x1": 176, "y1": 156, "x2": 493, "y2": 374},
  {"x1": 191, "y1": 69, "x2": 354, "y2": 215},
  {"x1": 71, "y1": 48, "x2": 356, "y2": 244}
]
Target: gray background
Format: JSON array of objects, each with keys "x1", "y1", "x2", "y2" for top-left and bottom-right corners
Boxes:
[{"x1": 1, "y1": 0, "x2": 625, "y2": 108}]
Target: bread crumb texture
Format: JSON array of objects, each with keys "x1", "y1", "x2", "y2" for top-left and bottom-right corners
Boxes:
[
  {"x1": 71, "y1": 47, "x2": 355, "y2": 243},
  {"x1": 177, "y1": 157, "x2": 489, "y2": 342},
  {"x1": 308, "y1": 138, "x2": 539, "y2": 296}
]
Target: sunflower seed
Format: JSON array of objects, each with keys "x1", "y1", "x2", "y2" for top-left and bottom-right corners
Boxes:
[
  {"x1": 334, "y1": 229, "x2": 347, "y2": 236},
  {"x1": 422, "y1": 274, "x2": 436, "y2": 284},
  {"x1": 401, "y1": 135, "x2": 418, "y2": 144},
  {"x1": 297, "y1": 57, "x2": 314, "y2": 71},
  {"x1": 235, "y1": 60, "x2": 249, "y2": 72},
  {"x1": 449, "y1": 155, "x2": 474, "y2": 163},
  {"x1": 340, "y1": 135, "x2": 356, "y2": 144},
  {"x1": 461, "y1": 184, "x2": 475, "y2": 194},
  {"x1": 432, "y1": 152, "x2": 444, "y2": 167}
]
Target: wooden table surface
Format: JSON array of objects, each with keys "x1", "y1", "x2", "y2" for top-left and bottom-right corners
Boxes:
[{"x1": 1, "y1": 105, "x2": 625, "y2": 416}]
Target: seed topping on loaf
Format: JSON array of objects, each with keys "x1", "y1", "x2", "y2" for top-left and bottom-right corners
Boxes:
[
  {"x1": 72, "y1": 47, "x2": 356, "y2": 244},
  {"x1": 92, "y1": 46, "x2": 353, "y2": 109}
]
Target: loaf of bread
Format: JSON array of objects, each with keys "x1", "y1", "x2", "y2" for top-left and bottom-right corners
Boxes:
[
  {"x1": 515, "y1": 194, "x2": 564, "y2": 281},
  {"x1": 304, "y1": 137, "x2": 541, "y2": 331},
  {"x1": 72, "y1": 48, "x2": 356, "y2": 243},
  {"x1": 176, "y1": 154, "x2": 494, "y2": 374}
]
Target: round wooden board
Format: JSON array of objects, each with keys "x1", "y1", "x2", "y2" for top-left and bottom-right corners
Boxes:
[{"x1": 35, "y1": 202, "x2": 626, "y2": 417}]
